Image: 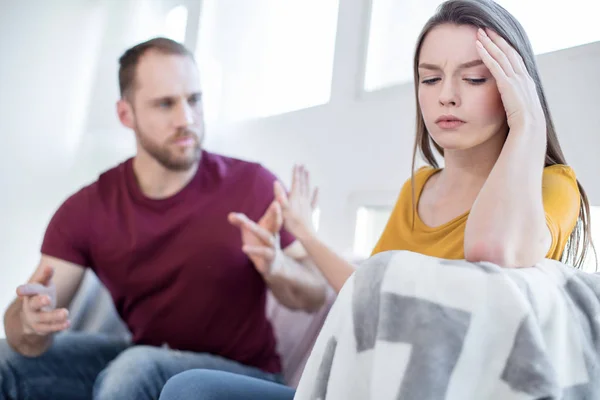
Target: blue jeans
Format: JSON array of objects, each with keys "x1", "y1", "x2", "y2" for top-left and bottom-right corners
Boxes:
[
  {"x1": 0, "y1": 332, "x2": 281, "y2": 400},
  {"x1": 160, "y1": 370, "x2": 296, "y2": 400}
]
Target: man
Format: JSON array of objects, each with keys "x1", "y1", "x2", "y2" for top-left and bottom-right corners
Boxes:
[{"x1": 0, "y1": 37, "x2": 326, "y2": 400}]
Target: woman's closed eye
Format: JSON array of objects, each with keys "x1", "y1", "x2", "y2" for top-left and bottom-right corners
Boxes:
[
  {"x1": 420, "y1": 77, "x2": 487, "y2": 85},
  {"x1": 421, "y1": 77, "x2": 441, "y2": 85},
  {"x1": 464, "y1": 78, "x2": 487, "y2": 85}
]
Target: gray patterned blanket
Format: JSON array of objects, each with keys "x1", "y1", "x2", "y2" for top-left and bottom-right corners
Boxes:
[{"x1": 294, "y1": 251, "x2": 600, "y2": 400}]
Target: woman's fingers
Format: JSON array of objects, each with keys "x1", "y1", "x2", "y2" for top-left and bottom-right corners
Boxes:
[
  {"x1": 485, "y1": 29, "x2": 527, "y2": 76},
  {"x1": 477, "y1": 28, "x2": 514, "y2": 78}
]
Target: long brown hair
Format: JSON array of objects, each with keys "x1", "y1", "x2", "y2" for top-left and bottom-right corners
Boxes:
[{"x1": 410, "y1": 0, "x2": 594, "y2": 268}]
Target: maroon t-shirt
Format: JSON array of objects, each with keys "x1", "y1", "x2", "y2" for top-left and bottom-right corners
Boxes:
[{"x1": 41, "y1": 151, "x2": 295, "y2": 373}]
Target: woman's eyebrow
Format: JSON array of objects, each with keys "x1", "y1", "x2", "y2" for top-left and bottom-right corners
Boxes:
[{"x1": 418, "y1": 59, "x2": 484, "y2": 70}]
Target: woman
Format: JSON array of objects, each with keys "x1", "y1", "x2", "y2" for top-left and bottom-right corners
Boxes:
[{"x1": 159, "y1": 0, "x2": 592, "y2": 398}]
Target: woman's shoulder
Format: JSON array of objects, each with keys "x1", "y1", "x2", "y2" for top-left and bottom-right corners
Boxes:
[
  {"x1": 542, "y1": 164, "x2": 578, "y2": 190},
  {"x1": 543, "y1": 164, "x2": 576, "y2": 179},
  {"x1": 394, "y1": 165, "x2": 441, "y2": 206},
  {"x1": 403, "y1": 165, "x2": 440, "y2": 187},
  {"x1": 395, "y1": 165, "x2": 438, "y2": 196},
  {"x1": 541, "y1": 164, "x2": 580, "y2": 218}
]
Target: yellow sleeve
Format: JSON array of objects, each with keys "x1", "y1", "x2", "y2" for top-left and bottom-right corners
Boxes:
[{"x1": 542, "y1": 165, "x2": 580, "y2": 260}]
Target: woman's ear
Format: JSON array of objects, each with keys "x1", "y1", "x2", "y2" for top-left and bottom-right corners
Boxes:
[{"x1": 116, "y1": 99, "x2": 135, "y2": 129}]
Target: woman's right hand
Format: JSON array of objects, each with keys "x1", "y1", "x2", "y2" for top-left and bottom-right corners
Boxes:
[{"x1": 274, "y1": 165, "x2": 319, "y2": 241}]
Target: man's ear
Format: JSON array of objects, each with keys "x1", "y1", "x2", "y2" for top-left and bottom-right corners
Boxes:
[{"x1": 117, "y1": 98, "x2": 135, "y2": 129}]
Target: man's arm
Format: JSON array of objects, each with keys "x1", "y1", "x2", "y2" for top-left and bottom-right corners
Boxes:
[
  {"x1": 230, "y1": 165, "x2": 329, "y2": 312},
  {"x1": 229, "y1": 206, "x2": 328, "y2": 313},
  {"x1": 4, "y1": 255, "x2": 85, "y2": 356}
]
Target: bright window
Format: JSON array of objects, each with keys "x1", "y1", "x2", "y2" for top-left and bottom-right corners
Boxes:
[
  {"x1": 312, "y1": 207, "x2": 321, "y2": 233},
  {"x1": 163, "y1": 5, "x2": 188, "y2": 43},
  {"x1": 501, "y1": 0, "x2": 600, "y2": 55},
  {"x1": 352, "y1": 206, "x2": 393, "y2": 258},
  {"x1": 364, "y1": 0, "x2": 442, "y2": 92},
  {"x1": 364, "y1": 0, "x2": 600, "y2": 91},
  {"x1": 196, "y1": 0, "x2": 340, "y2": 122}
]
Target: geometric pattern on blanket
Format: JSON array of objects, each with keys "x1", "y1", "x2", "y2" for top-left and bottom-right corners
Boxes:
[{"x1": 294, "y1": 250, "x2": 600, "y2": 400}]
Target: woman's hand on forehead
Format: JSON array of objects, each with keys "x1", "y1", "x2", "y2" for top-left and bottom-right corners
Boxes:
[{"x1": 474, "y1": 28, "x2": 545, "y2": 133}]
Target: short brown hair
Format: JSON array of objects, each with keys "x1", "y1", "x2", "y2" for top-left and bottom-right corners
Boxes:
[{"x1": 118, "y1": 37, "x2": 194, "y2": 98}]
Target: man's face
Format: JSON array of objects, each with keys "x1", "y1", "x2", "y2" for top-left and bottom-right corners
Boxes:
[{"x1": 121, "y1": 50, "x2": 204, "y2": 171}]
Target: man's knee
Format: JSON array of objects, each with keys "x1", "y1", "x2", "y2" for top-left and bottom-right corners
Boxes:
[
  {"x1": 93, "y1": 345, "x2": 165, "y2": 399},
  {"x1": 0, "y1": 339, "x2": 27, "y2": 399},
  {"x1": 0, "y1": 339, "x2": 14, "y2": 377},
  {"x1": 160, "y1": 370, "x2": 207, "y2": 400},
  {"x1": 0, "y1": 338, "x2": 16, "y2": 366},
  {"x1": 160, "y1": 370, "x2": 244, "y2": 400}
]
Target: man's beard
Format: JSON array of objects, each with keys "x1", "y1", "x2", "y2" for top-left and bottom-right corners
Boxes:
[{"x1": 136, "y1": 127, "x2": 202, "y2": 171}]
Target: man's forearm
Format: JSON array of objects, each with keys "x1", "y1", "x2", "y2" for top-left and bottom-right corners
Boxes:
[
  {"x1": 265, "y1": 255, "x2": 328, "y2": 312},
  {"x1": 4, "y1": 299, "x2": 53, "y2": 357}
]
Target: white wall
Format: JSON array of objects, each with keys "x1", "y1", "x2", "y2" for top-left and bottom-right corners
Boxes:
[
  {"x1": 538, "y1": 42, "x2": 600, "y2": 202},
  {"x1": 1, "y1": 0, "x2": 599, "y2": 338}
]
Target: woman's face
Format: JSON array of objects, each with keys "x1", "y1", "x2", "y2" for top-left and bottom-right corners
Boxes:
[{"x1": 417, "y1": 23, "x2": 507, "y2": 151}]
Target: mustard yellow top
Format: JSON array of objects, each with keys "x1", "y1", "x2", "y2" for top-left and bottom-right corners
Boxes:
[{"x1": 371, "y1": 165, "x2": 580, "y2": 261}]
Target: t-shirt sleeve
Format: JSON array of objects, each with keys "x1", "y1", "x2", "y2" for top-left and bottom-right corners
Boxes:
[
  {"x1": 542, "y1": 165, "x2": 581, "y2": 260},
  {"x1": 253, "y1": 165, "x2": 296, "y2": 250},
  {"x1": 41, "y1": 188, "x2": 92, "y2": 267}
]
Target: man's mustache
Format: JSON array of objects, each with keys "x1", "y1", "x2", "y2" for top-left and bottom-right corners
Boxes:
[{"x1": 171, "y1": 129, "x2": 199, "y2": 143}]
